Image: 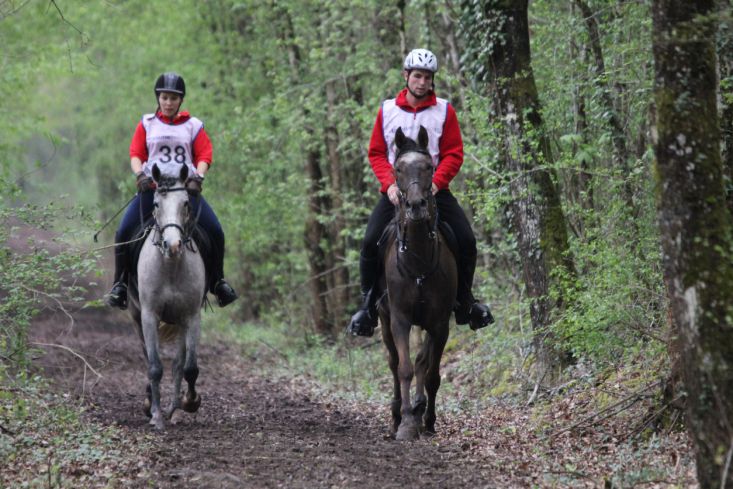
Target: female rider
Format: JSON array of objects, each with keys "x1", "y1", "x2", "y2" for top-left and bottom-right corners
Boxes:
[{"x1": 105, "y1": 72, "x2": 237, "y2": 309}]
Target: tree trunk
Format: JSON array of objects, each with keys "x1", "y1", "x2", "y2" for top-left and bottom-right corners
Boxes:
[
  {"x1": 573, "y1": 0, "x2": 633, "y2": 213},
  {"x1": 277, "y1": 5, "x2": 333, "y2": 335},
  {"x1": 652, "y1": 1, "x2": 733, "y2": 485},
  {"x1": 569, "y1": 3, "x2": 594, "y2": 223},
  {"x1": 483, "y1": 0, "x2": 575, "y2": 383},
  {"x1": 324, "y1": 79, "x2": 350, "y2": 327},
  {"x1": 718, "y1": 0, "x2": 733, "y2": 214}
]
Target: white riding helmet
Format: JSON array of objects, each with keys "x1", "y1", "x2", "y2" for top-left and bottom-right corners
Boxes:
[{"x1": 403, "y1": 48, "x2": 438, "y2": 73}]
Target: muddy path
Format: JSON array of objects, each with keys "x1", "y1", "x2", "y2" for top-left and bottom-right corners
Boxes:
[{"x1": 30, "y1": 302, "x2": 505, "y2": 489}]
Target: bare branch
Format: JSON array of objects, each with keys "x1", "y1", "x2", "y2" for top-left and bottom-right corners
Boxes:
[
  {"x1": 0, "y1": 0, "x2": 32, "y2": 21},
  {"x1": 30, "y1": 342, "x2": 102, "y2": 379},
  {"x1": 48, "y1": 0, "x2": 84, "y2": 36}
]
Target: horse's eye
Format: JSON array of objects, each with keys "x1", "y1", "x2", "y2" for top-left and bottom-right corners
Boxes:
[{"x1": 396, "y1": 168, "x2": 401, "y2": 174}]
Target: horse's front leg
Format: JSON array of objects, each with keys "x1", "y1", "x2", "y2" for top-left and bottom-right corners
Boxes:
[
  {"x1": 392, "y1": 313, "x2": 418, "y2": 441},
  {"x1": 181, "y1": 315, "x2": 201, "y2": 413},
  {"x1": 380, "y1": 310, "x2": 401, "y2": 434},
  {"x1": 423, "y1": 324, "x2": 449, "y2": 435},
  {"x1": 165, "y1": 334, "x2": 186, "y2": 419},
  {"x1": 141, "y1": 309, "x2": 165, "y2": 430},
  {"x1": 413, "y1": 329, "x2": 429, "y2": 430}
]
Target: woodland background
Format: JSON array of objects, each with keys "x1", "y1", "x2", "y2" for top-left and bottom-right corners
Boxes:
[{"x1": 2, "y1": 0, "x2": 732, "y2": 486}]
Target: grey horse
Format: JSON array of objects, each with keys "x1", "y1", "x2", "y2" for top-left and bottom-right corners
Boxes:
[{"x1": 127, "y1": 163, "x2": 206, "y2": 430}]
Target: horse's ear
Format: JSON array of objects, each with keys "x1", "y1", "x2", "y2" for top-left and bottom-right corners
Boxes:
[
  {"x1": 179, "y1": 164, "x2": 189, "y2": 183},
  {"x1": 395, "y1": 127, "x2": 406, "y2": 150},
  {"x1": 417, "y1": 125, "x2": 429, "y2": 149},
  {"x1": 152, "y1": 164, "x2": 160, "y2": 183}
]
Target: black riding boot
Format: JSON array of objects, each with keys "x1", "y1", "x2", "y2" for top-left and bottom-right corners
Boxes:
[
  {"x1": 347, "y1": 254, "x2": 380, "y2": 337},
  {"x1": 213, "y1": 279, "x2": 237, "y2": 307},
  {"x1": 205, "y1": 232, "x2": 237, "y2": 307},
  {"x1": 106, "y1": 246, "x2": 128, "y2": 310},
  {"x1": 454, "y1": 253, "x2": 494, "y2": 330}
]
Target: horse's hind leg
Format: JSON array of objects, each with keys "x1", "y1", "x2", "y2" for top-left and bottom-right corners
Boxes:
[
  {"x1": 424, "y1": 325, "x2": 449, "y2": 435},
  {"x1": 181, "y1": 316, "x2": 201, "y2": 413},
  {"x1": 380, "y1": 311, "x2": 401, "y2": 435},
  {"x1": 165, "y1": 334, "x2": 186, "y2": 419},
  {"x1": 141, "y1": 310, "x2": 165, "y2": 430}
]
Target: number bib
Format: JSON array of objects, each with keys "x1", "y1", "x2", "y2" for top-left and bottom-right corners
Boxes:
[{"x1": 141, "y1": 113, "x2": 204, "y2": 178}]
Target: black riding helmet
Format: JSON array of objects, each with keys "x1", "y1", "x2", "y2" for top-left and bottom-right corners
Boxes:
[{"x1": 154, "y1": 72, "x2": 186, "y2": 98}]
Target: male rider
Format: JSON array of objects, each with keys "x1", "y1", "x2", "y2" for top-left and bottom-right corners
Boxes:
[{"x1": 347, "y1": 48, "x2": 494, "y2": 337}]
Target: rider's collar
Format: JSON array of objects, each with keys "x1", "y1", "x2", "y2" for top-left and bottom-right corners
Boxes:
[
  {"x1": 395, "y1": 88, "x2": 436, "y2": 111},
  {"x1": 156, "y1": 110, "x2": 191, "y2": 124}
]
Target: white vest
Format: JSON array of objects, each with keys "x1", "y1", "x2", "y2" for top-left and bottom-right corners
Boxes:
[
  {"x1": 381, "y1": 97, "x2": 448, "y2": 167},
  {"x1": 141, "y1": 113, "x2": 204, "y2": 178}
]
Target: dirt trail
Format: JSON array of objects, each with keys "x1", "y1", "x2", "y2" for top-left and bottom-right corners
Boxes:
[{"x1": 31, "y1": 304, "x2": 501, "y2": 489}]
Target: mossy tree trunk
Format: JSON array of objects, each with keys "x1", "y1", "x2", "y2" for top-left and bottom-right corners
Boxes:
[
  {"x1": 652, "y1": 1, "x2": 733, "y2": 485},
  {"x1": 481, "y1": 0, "x2": 575, "y2": 383}
]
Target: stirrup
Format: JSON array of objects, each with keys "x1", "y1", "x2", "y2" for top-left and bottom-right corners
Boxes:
[
  {"x1": 214, "y1": 279, "x2": 238, "y2": 307},
  {"x1": 106, "y1": 282, "x2": 128, "y2": 310}
]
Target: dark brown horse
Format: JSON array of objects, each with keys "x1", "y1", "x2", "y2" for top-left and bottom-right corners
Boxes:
[{"x1": 377, "y1": 126, "x2": 457, "y2": 441}]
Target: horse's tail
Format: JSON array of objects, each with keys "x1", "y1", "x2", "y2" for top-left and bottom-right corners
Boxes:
[{"x1": 158, "y1": 322, "x2": 179, "y2": 343}]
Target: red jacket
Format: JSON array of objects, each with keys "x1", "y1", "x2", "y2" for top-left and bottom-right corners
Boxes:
[
  {"x1": 367, "y1": 89, "x2": 464, "y2": 192},
  {"x1": 129, "y1": 111, "x2": 213, "y2": 166}
]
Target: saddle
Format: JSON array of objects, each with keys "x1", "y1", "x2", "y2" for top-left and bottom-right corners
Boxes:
[{"x1": 124, "y1": 218, "x2": 215, "y2": 297}]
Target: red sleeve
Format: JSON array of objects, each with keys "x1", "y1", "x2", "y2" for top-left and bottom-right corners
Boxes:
[
  {"x1": 129, "y1": 122, "x2": 148, "y2": 161},
  {"x1": 192, "y1": 127, "x2": 213, "y2": 167},
  {"x1": 433, "y1": 104, "x2": 464, "y2": 190},
  {"x1": 367, "y1": 108, "x2": 395, "y2": 193}
]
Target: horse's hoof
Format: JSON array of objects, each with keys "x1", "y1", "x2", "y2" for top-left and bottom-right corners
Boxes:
[
  {"x1": 143, "y1": 398, "x2": 152, "y2": 418},
  {"x1": 149, "y1": 416, "x2": 165, "y2": 431},
  {"x1": 395, "y1": 420, "x2": 419, "y2": 441},
  {"x1": 164, "y1": 405, "x2": 179, "y2": 420},
  {"x1": 182, "y1": 393, "x2": 201, "y2": 413}
]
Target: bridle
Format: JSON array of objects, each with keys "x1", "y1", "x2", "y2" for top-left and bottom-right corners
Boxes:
[
  {"x1": 394, "y1": 155, "x2": 441, "y2": 289},
  {"x1": 149, "y1": 186, "x2": 202, "y2": 254}
]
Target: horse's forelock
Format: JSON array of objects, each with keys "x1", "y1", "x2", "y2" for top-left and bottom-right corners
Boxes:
[{"x1": 156, "y1": 174, "x2": 184, "y2": 189}]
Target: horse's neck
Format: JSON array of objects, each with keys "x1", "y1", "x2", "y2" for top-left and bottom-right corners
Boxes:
[{"x1": 401, "y1": 218, "x2": 438, "y2": 267}]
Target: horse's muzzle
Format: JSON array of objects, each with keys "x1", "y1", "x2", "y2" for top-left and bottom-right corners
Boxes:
[
  {"x1": 162, "y1": 238, "x2": 183, "y2": 258},
  {"x1": 406, "y1": 198, "x2": 429, "y2": 222}
]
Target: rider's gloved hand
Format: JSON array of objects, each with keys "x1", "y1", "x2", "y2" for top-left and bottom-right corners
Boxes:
[
  {"x1": 185, "y1": 173, "x2": 204, "y2": 196},
  {"x1": 135, "y1": 171, "x2": 154, "y2": 193},
  {"x1": 387, "y1": 183, "x2": 400, "y2": 205}
]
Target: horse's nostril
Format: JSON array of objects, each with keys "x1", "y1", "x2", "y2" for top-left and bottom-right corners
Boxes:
[{"x1": 420, "y1": 198, "x2": 427, "y2": 207}]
